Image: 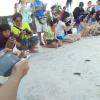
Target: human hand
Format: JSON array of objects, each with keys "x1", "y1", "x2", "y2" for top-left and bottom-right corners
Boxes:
[
  {"x1": 4, "y1": 48, "x2": 13, "y2": 53},
  {"x1": 12, "y1": 59, "x2": 29, "y2": 79},
  {"x1": 35, "y1": 7, "x2": 43, "y2": 11},
  {"x1": 21, "y1": 30, "x2": 27, "y2": 34},
  {"x1": 71, "y1": 22, "x2": 75, "y2": 26}
]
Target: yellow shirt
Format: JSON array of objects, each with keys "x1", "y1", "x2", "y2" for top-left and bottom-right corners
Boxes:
[{"x1": 11, "y1": 22, "x2": 31, "y2": 39}]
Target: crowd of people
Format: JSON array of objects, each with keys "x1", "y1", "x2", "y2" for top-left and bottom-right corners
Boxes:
[
  {"x1": 0, "y1": 0, "x2": 100, "y2": 51},
  {"x1": 0, "y1": 0, "x2": 100, "y2": 100}
]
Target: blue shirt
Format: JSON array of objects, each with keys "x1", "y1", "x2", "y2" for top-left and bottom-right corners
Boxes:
[
  {"x1": 33, "y1": 0, "x2": 44, "y2": 17},
  {"x1": 95, "y1": 5, "x2": 100, "y2": 12},
  {"x1": 88, "y1": 17, "x2": 96, "y2": 23},
  {"x1": 77, "y1": 22, "x2": 84, "y2": 33}
]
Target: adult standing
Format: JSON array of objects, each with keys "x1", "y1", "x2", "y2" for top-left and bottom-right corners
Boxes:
[
  {"x1": 73, "y1": 2, "x2": 85, "y2": 31},
  {"x1": 16, "y1": 0, "x2": 35, "y2": 31},
  {"x1": 86, "y1": 1, "x2": 95, "y2": 14},
  {"x1": 16, "y1": 0, "x2": 32, "y2": 24},
  {"x1": 65, "y1": 0, "x2": 73, "y2": 14},
  {"x1": 73, "y1": 2, "x2": 85, "y2": 23},
  {"x1": 32, "y1": 0, "x2": 47, "y2": 45}
]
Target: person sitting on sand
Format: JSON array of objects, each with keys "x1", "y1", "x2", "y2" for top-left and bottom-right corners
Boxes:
[
  {"x1": 77, "y1": 15, "x2": 93, "y2": 37},
  {"x1": 11, "y1": 13, "x2": 38, "y2": 52},
  {"x1": 0, "y1": 23, "x2": 27, "y2": 57},
  {"x1": 0, "y1": 24, "x2": 14, "y2": 51},
  {"x1": 43, "y1": 19, "x2": 62, "y2": 48},
  {"x1": 90, "y1": 14, "x2": 100, "y2": 36},
  {"x1": 87, "y1": 11, "x2": 97, "y2": 24},
  {"x1": 55, "y1": 11, "x2": 80, "y2": 43}
]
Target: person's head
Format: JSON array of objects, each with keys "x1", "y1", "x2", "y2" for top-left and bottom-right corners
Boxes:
[
  {"x1": 79, "y1": 15, "x2": 86, "y2": 22},
  {"x1": 88, "y1": 1, "x2": 92, "y2": 7},
  {"x1": 0, "y1": 24, "x2": 11, "y2": 38},
  {"x1": 55, "y1": 10, "x2": 62, "y2": 21},
  {"x1": 61, "y1": 11, "x2": 70, "y2": 22},
  {"x1": 13, "y1": 13, "x2": 22, "y2": 27},
  {"x1": 97, "y1": 0, "x2": 100, "y2": 5},
  {"x1": 51, "y1": 5, "x2": 57, "y2": 17},
  {"x1": 79, "y1": 2, "x2": 84, "y2": 8},
  {"x1": 51, "y1": 5, "x2": 56, "y2": 11},
  {"x1": 63, "y1": 6, "x2": 66, "y2": 11}
]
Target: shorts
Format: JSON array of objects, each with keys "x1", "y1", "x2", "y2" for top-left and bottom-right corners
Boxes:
[
  {"x1": 35, "y1": 17, "x2": 47, "y2": 32},
  {"x1": 17, "y1": 36, "x2": 38, "y2": 50},
  {"x1": 56, "y1": 33, "x2": 65, "y2": 41}
]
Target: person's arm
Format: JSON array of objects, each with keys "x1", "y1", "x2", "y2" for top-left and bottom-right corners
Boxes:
[
  {"x1": 64, "y1": 22, "x2": 75, "y2": 32},
  {"x1": 34, "y1": 7, "x2": 43, "y2": 12},
  {"x1": 81, "y1": 22, "x2": 87, "y2": 29},
  {"x1": 0, "y1": 60, "x2": 29, "y2": 100}
]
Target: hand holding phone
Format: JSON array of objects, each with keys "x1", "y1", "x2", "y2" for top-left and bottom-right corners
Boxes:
[
  {"x1": 21, "y1": 55, "x2": 31, "y2": 61},
  {"x1": 12, "y1": 59, "x2": 29, "y2": 78},
  {"x1": 0, "y1": 53, "x2": 20, "y2": 77}
]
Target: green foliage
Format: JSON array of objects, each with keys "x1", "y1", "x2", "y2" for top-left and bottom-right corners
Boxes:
[
  {"x1": 0, "y1": 17, "x2": 8, "y2": 24},
  {"x1": 46, "y1": 11, "x2": 52, "y2": 25}
]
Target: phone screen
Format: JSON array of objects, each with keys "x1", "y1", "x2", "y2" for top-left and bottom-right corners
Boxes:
[{"x1": 0, "y1": 53, "x2": 20, "y2": 76}]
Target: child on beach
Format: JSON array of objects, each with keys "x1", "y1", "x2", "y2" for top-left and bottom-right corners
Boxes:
[
  {"x1": 77, "y1": 15, "x2": 92, "y2": 37},
  {"x1": 11, "y1": 13, "x2": 38, "y2": 52},
  {"x1": 0, "y1": 23, "x2": 27, "y2": 57},
  {"x1": 43, "y1": 19, "x2": 62, "y2": 48},
  {"x1": 55, "y1": 11, "x2": 80, "y2": 43},
  {"x1": 78, "y1": 13, "x2": 100, "y2": 37},
  {"x1": 91, "y1": 14, "x2": 100, "y2": 36}
]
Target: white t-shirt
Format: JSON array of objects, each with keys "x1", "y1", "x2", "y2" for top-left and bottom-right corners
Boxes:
[
  {"x1": 55, "y1": 20, "x2": 65, "y2": 36},
  {"x1": 17, "y1": 3, "x2": 32, "y2": 23},
  {"x1": 65, "y1": 5, "x2": 72, "y2": 14},
  {"x1": 0, "y1": 0, "x2": 19, "y2": 16}
]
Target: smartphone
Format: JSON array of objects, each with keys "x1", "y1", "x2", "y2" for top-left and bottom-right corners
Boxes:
[
  {"x1": 21, "y1": 55, "x2": 31, "y2": 61},
  {"x1": 5, "y1": 38, "x2": 15, "y2": 49},
  {"x1": 0, "y1": 53, "x2": 20, "y2": 77},
  {"x1": 27, "y1": 55, "x2": 31, "y2": 60}
]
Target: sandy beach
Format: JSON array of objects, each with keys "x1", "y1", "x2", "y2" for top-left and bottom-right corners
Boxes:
[{"x1": 1, "y1": 36, "x2": 100, "y2": 100}]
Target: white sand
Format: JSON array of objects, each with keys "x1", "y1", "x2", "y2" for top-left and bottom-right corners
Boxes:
[
  {"x1": 17, "y1": 36, "x2": 100, "y2": 100},
  {"x1": 2, "y1": 36, "x2": 100, "y2": 100}
]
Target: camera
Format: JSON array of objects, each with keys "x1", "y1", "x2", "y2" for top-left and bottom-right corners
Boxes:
[{"x1": 23, "y1": 29, "x2": 32, "y2": 34}]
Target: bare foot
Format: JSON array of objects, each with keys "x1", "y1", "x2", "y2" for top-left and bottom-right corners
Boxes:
[{"x1": 29, "y1": 49, "x2": 38, "y2": 53}]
